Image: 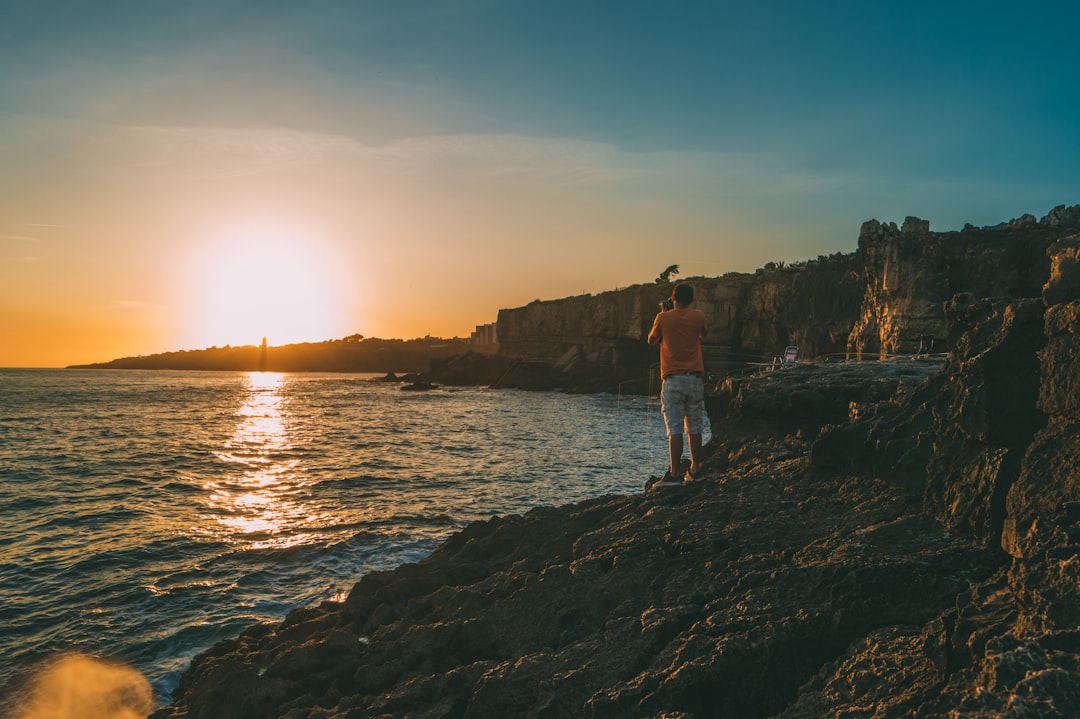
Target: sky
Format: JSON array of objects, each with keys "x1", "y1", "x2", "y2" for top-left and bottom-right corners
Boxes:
[{"x1": 2, "y1": 0, "x2": 1078, "y2": 367}]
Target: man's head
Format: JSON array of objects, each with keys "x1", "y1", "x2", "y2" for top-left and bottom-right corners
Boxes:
[{"x1": 673, "y1": 283, "x2": 694, "y2": 307}]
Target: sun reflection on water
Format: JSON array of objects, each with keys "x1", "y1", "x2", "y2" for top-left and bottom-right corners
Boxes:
[{"x1": 203, "y1": 372, "x2": 327, "y2": 549}]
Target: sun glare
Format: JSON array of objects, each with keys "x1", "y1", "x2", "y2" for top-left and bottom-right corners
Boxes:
[{"x1": 181, "y1": 219, "x2": 348, "y2": 349}]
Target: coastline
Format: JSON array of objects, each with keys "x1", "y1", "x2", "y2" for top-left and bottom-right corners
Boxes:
[
  {"x1": 14, "y1": 212, "x2": 1073, "y2": 717},
  {"x1": 153, "y1": 445, "x2": 995, "y2": 718},
  {"x1": 147, "y1": 232, "x2": 1080, "y2": 717}
]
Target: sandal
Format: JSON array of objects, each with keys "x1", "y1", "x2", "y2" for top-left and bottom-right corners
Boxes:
[{"x1": 648, "y1": 471, "x2": 685, "y2": 492}]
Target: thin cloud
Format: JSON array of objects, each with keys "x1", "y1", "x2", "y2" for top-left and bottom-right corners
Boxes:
[
  {"x1": 32, "y1": 120, "x2": 854, "y2": 213},
  {"x1": 73, "y1": 124, "x2": 640, "y2": 183},
  {"x1": 80, "y1": 125, "x2": 357, "y2": 178}
]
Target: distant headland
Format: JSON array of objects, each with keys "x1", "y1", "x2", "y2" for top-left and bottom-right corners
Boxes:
[{"x1": 67, "y1": 335, "x2": 497, "y2": 374}]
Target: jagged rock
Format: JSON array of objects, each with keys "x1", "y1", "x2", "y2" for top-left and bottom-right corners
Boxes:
[
  {"x1": 400, "y1": 381, "x2": 438, "y2": 391},
  {"x1": 1041, "y1": 203, "x2": 1080, "y2": 228},
  {"x1": 792, "y1": 284, "x2": 1080, "y2": 719},
  {"x1": 858, "y1": 219, "x2": 899, "y2": 242},
  {"x1": 902, "y1": 216, "x2": 931, "y2": 234},
  {"x1": 846, "y1": 214, "x2": 1066, "y2": 359},
  {"x1": 707, "y1": 359, "x2": 940, "y2": 442},
  {"x1": 1043, "y1": 235, "x2": 1080, "y2": 306},
  {"x1": 1002, "y1": 300, "x2": 1080, "y2": 593},
  {"x1": 1010, "y1": 213, "x2": 1039, "y2": 229},
  {"x1": 814, "y1": 297, "x2": 1047, "y2": 547},
  {"x1": 1037, "y1": 301, "x2": 1080, "y2": 419},
  {"x1": 737, "y1": 254, "x2": 864, "y2": 362}
]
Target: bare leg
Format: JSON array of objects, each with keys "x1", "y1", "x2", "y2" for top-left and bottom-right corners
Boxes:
[
  {"x1": 668, "y1": 434, "x2": 684, "y2": 476},
  {"x1": 688, "y1": 433, "x2": 703, "y2": 475}
]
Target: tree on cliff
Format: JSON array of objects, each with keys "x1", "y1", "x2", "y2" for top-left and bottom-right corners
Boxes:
[{"x1": 656, "y1": 264, "x2": 680, "y2": 283}]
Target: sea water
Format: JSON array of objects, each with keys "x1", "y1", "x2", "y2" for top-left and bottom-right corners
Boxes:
[{"x1": 0, "y1": 369, "x2": 697, "y2": 704}]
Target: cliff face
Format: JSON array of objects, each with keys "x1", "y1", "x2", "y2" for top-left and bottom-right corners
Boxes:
[
  {"x1": 782, "y1": 234, "x2": 1080, "y2": 716},
  {"x1": 847, "y1": 209, "x2": 1079, "y2": 358},
  {"x1": 496, "y1": 206, "x2": 1080, "y2": 383},
  {"x1": 736, "y1": 252, "x2": 863, "y2": 361},
  {"x1": 496, "y1": 255, "x2": 864, "y2": 385},
  {"x1": 495, "y1": 284, "x2": 668, "y2": 376}
]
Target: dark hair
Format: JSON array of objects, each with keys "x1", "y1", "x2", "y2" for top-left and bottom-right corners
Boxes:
[{"x1": 673, "y1": 283, "x2": 694, "y2": 305}]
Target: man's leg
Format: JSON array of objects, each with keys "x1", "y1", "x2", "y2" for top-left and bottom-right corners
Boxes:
[
  {"x1": 685, "y1": 378, "x2": 706, "y2": 477},
  {"x1": 688, "y1": 433, "x2": 703, "y2": 476},
  {"x1": 668, "y1": 433, "x2": 684, "y2": 476},
  {"x1": 660, "y1": 377, "x2": 686, "y2": 477}
]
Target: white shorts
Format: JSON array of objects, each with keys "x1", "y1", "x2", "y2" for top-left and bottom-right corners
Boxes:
[{"x1": 661, "y1": 374, "x2": 705, "y2": 437}]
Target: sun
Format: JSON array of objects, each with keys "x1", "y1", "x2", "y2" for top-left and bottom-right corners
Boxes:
[{"x1": 180, "y1": 219, "x2": 348, "y2": 349}]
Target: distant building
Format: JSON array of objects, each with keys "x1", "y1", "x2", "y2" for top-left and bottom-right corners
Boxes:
[{"x1": 468, "y1": 322, "x2": 498, "y2": 346}]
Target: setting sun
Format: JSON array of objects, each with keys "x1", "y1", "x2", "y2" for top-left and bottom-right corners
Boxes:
[{"x1": 179, "y1": 219, "x2": 349, "y2": 349}]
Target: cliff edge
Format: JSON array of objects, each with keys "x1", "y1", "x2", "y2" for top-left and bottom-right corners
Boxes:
[{"x1": 490, "y1": 206, "x2": 1080, "y2": 392}]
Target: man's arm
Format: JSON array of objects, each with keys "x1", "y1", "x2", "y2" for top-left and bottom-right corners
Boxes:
[{"x1": 647, "y1": 314, "x2": 663, "y2": 345}]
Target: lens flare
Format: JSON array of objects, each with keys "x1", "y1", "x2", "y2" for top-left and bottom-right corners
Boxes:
[{"x1": 14, "y1": 654, "x2": 152, "y2": 719}]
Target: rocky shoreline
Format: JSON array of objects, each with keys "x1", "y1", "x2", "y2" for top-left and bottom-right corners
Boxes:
[{"x1": 148, "y1": 232, "x2": 1080, "y2": 717}]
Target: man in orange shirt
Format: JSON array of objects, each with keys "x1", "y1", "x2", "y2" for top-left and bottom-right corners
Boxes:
[{"x1": 647, "y1": 283, "x2": 708, "y2": 488}]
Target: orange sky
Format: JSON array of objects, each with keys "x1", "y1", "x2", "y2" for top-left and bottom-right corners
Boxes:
[
  {"x1": 1, "y1": 126, "x2": 808, "y2": 367},
  {"x1": 3, "y1": 3, "x2": 1076, "y2": 367}
]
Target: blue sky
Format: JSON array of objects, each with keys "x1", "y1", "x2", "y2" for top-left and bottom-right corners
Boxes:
[{"x1": 2, "y1": 0, "x2": 1078, "y2": 364}]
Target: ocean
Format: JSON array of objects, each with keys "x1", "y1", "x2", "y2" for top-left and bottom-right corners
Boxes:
[{"x1": 0, "y1": 369, "x2": 692, "y2": 705}]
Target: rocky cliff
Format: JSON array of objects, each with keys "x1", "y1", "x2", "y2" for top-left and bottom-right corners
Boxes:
[
  {"x1": 846, "y1": 207, "x2": 1080, "y2": 358},
  {"x1": 147, "y1": 211, "x2": 1080, "y2": 718},
  {"x1": 495, "y1": 206, "x2": 1080, "y2": 386},
  {"x1": 496, "y1": 255, "x2": 864, "y2": 387}
]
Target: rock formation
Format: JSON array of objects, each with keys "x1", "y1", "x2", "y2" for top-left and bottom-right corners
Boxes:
[
  {"x1": 494, "y1": 206, "x2": 1080, "y2": 391},
  {"x1": 780, "y1": 231, "x2": 1080, "y2": 718},
  {"x1": 149, "y1": 208, "x2": 1080, "y2": 718},
  {"x1": 845, "y1": 212, "x2": 1070, "y2": 359},
  {"x1": 495, "y1": 257, "x2": 865, "y2": 390}
]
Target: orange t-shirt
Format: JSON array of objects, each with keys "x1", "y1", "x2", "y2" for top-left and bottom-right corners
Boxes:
[{"x1": 648, "y1": 308, "x2": 707, "y2": 377}]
